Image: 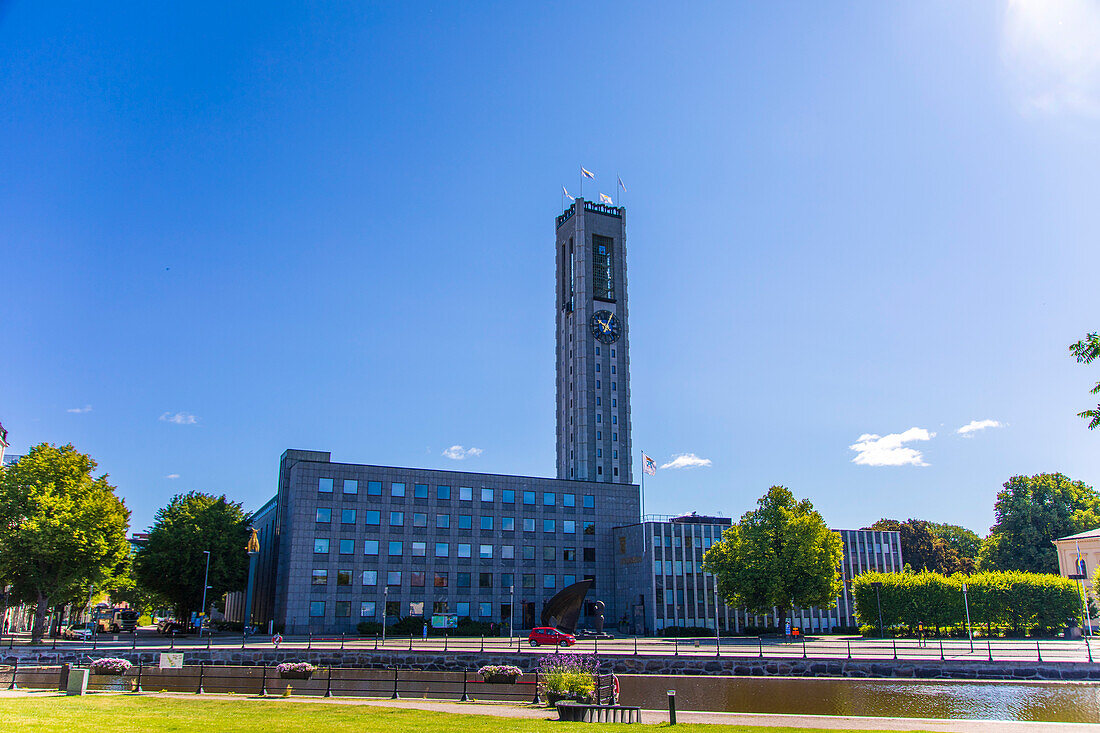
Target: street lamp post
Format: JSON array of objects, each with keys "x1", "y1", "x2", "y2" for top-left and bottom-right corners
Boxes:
[
  {"x1": 382, "y1": 586, "x2": 388, "y2": 646},
  {"x1": 509, "y1": 585, "x2": 515, "y2": 642},
  {"x1": 243, "y1": 528, "x2": 260, "y2": 639},
  {"x1": 200, "y1": 550, "x2": 211, "y2": 637},
  {"x1": 714, "y1": 579, "x2": 721, "y2": 652},
  {"x1": 962, "y1": 582, "x2": 974, "y2": 652},
  {"x1": 870, "y1": 581, "x2": 884, "y2": 639}
]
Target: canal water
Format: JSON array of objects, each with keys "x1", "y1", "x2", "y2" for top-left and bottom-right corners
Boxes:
[{"x1": 621, "y1": 675, "x2": 1100, "y2": 723}]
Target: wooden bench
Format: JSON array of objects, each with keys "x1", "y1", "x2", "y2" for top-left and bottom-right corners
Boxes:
[{"x1": 555, "y1": 702, "x2": 642, "y2": 723}]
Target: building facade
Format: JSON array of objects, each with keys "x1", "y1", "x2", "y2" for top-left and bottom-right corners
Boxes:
[
  {"x1": 613, "y1": 516, "x2": 903, "y2": 634},
  {"x1": 556, "y1": 199, "x2": 633, "y2": 484}
]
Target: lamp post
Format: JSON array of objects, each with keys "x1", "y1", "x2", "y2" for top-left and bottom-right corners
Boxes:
[
  {"x1": 870, "y1": 581, "x2": 884, "y2": 638},
  {"x1": 382, "y1": 586, "x2": 388, "y2": 646},
  {"x1": 200, "y1": 550, "x2": 211, "y2": 637},
  {"x1": 243, "y1": 527, "x2": 260, "y2": 638},
  {"x1": 962, "y1": 582, "x2": 974, "y2": 652},
  {"x1": 713, "y1": 579, "x2": 721, "y2": 651},
  {"x1": 509, "y1": 585, "x2": 515, "y2": 642}
]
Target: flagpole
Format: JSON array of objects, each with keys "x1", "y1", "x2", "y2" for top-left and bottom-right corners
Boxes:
[
  {"x1": 640, "y1": 449, "x2": 645, "y2": 522},
  {"x1": 616, "y1": 172, "x2": 620, "y2": 206}
]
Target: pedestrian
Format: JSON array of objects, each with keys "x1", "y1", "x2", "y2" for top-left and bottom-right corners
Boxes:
[{"x1": 422, "y1": 622, "x2": 428, "y2": 639}]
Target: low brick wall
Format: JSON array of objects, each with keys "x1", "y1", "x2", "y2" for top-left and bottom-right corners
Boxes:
[{"x1": 3, "y1": 648, "x2": 1098, "y2": 681}]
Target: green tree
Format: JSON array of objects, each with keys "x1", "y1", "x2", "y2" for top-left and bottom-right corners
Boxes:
[
  {"x1": 979, "y1": 473, "x2": 1100, "y2": 574},
  {"x1": 0, "y1": 444, "x2": 131, "y2": 642},
  {"x1": 929, "y1": 523, "x2": 981, "y2": 573},
  {"x1": 134, "y1": 491, "x2": 249, "y2": 619},
  {"x1": 702, "y1": 486, "x2": 843, "y2": 631},
  {"x1": 1069, "y1": 332, "x2": 1100, "y2": 429},
  {"x1": 867, "y1": 518, "x2": 964, "y2": 574}
]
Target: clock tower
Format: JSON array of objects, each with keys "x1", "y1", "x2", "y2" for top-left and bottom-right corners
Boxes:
[{"x1": 555, "y1": 198, "x2": 632, "y2": 484}]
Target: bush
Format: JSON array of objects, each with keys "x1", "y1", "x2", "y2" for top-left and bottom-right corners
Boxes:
[
  {"x1": 658, "y1": 626, "x2": 714, "y2": 637},
  {"x1": 537, "y1": 654, "x2": 598, "y2": 704},
  {"x1": 357, "y1": 621, "x2": 383, "y2": 636},
  {"x1": 89, "y1": 658, "x2": 132, "y2": 675}
]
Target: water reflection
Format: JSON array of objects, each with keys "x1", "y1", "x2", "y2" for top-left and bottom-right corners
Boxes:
[{"x1": 621, "y1": 675, "x2": 1100, "y2": 722}]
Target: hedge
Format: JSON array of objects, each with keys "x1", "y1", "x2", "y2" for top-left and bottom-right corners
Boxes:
[{"x1": 851, "y1": 570, "x2": 1083, "y2": 636}]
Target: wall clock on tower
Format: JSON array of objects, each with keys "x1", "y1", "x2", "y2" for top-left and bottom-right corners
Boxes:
[{"x1": 589, "y1": 310, "x2": 621, "y2": 344}]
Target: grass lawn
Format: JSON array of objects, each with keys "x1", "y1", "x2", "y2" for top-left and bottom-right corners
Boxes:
[{"x1": 0, "y1": 694, "x2": 903, "y2": 732}]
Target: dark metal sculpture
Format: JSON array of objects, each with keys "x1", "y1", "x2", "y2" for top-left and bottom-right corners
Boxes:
[{"x1": 540, "y1": 578, "x2": 593, "y2": 633}]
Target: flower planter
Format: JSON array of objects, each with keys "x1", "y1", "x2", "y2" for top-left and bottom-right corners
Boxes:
[
  {"x1": 482, "y1": 675, "x2": 518, "y2": 684},
  {"x1": 279, "y1": 670, "x2": 314, "y2": 680},
  {"x1": 546, "y1": 691, "x2": 593, "y2": 706},
  {"x1": 93, "y1": 673, "x2": 133, "y2": 692}
]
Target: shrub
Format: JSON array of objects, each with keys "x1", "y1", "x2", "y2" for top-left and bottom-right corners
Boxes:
[
  {"x1": 658, "y1": 626, "x2": 714, "y2": 637},
  {"x1": 357, "y1": 621, "x2": 383, "y2": 636},
  {"x1": 89, "y1": 658, "x2": 132, "y2": 675},
  {"x1": 537, "y1": 654, "x2": 598, "y2": 703},
  {"x1": 276, "y1": 662, "x2": 316, "y2": 676}
]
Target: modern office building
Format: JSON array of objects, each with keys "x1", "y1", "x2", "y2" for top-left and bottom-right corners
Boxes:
[{"x1": 613, "y1": 515, "x2": 903, "y2": 634}]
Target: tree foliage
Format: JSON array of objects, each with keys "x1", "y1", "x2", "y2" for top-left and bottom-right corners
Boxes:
[
  {"x1": 0, "y1": 443, "x2": 131, "y2": 642},
  {"x1": 1069, "y1": 332, "x2": 1100, "y2": 430},
  {"x1": 929, "y1": 523, "x2": 981, "y2": 572},
  {"x1": 866, "y1": 518, "x2": 975, "y2": 574},
  {"x1": 978, "y1": 473, "x2": 1100, "y2": 574},
  {"x1": 702, "y1": 486, "x2": 843, "y2": 629},
  {"x1": 134, "y1": 491, "x2": 250, "y2": 618},
  {"x1": 851, "y1": 570, "x2": 1082, "y2": 636}
]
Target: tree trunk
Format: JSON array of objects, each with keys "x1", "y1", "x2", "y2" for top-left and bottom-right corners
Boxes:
[
  {"x1": 31, "y1": 592, "x2": 49, "y2": 644},
  {"x1": 776, "y1": 607, "x2": 787, "y2": 634}
]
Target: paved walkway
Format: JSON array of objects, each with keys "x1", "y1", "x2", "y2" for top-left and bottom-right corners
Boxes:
[{"x1": 2, "y1": 689, "x2": 1097, "y2": 732}]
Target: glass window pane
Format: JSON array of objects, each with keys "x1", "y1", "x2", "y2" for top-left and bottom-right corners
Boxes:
[
  {"x1": 414, "y1": 483, "x2": 428, "y2": 498},
  {"x1": 360, "y1": 601, "x2": 376, "y2": 617},
  {"x1": 312, "y1": 569, "x2": 327, "y2": 585},
  {"x1": 457, "y1": 601, "x2": 470, "y2": 617},
  {"x1": 341, "y1": 509, "x2": 356, "y2": 524},
  {"x1": 523, "y1": 491, "x2": 535, "y2": 505},
  {"x1": 479, "y1": 602, "x2": 492, "y2": 617},
  {"x1": 362, "y1": 570, "x2": 377, "y2": 585},
  {"x1": 502, "y1": 517, "x2": 514, "y2": 531},
  {"x1": 337, "y1": 570, "x2": 351, "y2": 586},
  {"x1": 544, "y1": 492, "x2": 555, "y2": 506},
  {"x1": 367, "y1": 481, "x2": 382, "y2": 495},
  {"x1": 544, "y1": 519, "x2": 555, "y2": 533},
  {"x1": 339, "y1": 539, "x2": 354, "y2": 555},
  {"x1": 459, "y1": 487, "x2": 473, "y2": 501},
  {"x1": 315, "y1": 507, "x2": 331, "y2": 522},
  {"x1": 434, "y1": 572, "x2": 448, "y2": 587},
  {"x1": 563, "y1": 520, "x2": 576, "y2": 534},
  {"x1": 523, "y1": 518, "x2": 535, "y2": 532},
  {"x1": 390, "y1": 511, "x2": 404, "y2": 526},
  {"x1": 501, "y1": 544, "x2": 514, "y2": 559},
  {"x1": 344, "y1": 479, "x2": 358, "y2": 494},
  {"x1": 413, "y1": 512, "x2": 427, "y2": 527},
  {"x1": 481, "y1": 488, "x2": 494, "y2": 502},
  {"x1": 412, "y1": 541, "x2": 426, "y2": 556},
  {"x1": 365, "y1": 510, "x2": 380, "y2": 525},
  {"x1": 437, "y1": 485, "x2": 451, "y2": 499},
  {"x1": 480, "y1": 544, "x2": 493, "y2": 559},
  {"x1": 363, "y1": 539, "x2": 378, "y2": 555},
  {"x1": 314, "y1": 538, "x2": 330, "y2": 554},
  {"x1": 502, "y1": 489, "x2": 515, "y2": 504},
  {"x1": 458, "y1": 515, "x2": 472, "y2": 529},
  {"x1": 391, "y1": 483, "x2": 405, "y2": 497},
  {"x1": 584, "y1": 521, "x2": 595, "y2": 535},
  {"x1": 387, "y1": 571, "x2": 401, "y2": 585},
  {"x1": 543, "y1": 574, "x2": 555, "y2": 589},
  {"x1": 436, "y1": 514, "x2": 450, "y2": 528},
  {"x1": 583, "y1": 495, "x2": 595, "y2": 509},
  {"x1": 435, "y1": 542, "x2": 449, "y2": 557},
  {"x1": 310, "y1": 601, "x2": 325, "y2": 617},
  {"x1": 388, "y1": 541, "x2": 402, "y2": 555},
  {"x1": 410, "y1": 571, "x2": 425, "y2": 587},
  {"x1": 563, "y1": 493, "x2": 576, "y2": 507},
  {"x1": 458, "y1": 543, "x2": 471, "y2": 558},
  {"x1": 481, "y1": 516, "x2": 493, "y2": 531},
  {"x1": 318, "y1": 478, "x2": 333, "y2": 493}
]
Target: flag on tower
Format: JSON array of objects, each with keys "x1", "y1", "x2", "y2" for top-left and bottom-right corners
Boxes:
[
  {"x1": 581, "y1": 166, "x2": 595, "y2": 179},
  {"x1": 618, "y1": 176, "x2": 626, "y2": 191},
  {"x1": 563, "y1": 186, "x2": 574, "y2": 201},
  {"x1": 599, "y1": 193, "x2": 614, "y2": 205},
  {"x1": 643, "y1": 454, "x2": 657, "y2": 476}
]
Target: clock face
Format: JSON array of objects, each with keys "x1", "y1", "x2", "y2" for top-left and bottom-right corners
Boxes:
[{"x1": 589, "y1": 310, "x2": 621, "y2": 344}]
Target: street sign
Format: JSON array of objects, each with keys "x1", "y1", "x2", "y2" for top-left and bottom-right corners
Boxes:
[
  {"x1": 159, "y1": 653, "x2": 184, "y2": 669},
  {"x1": 431, "y1": 613, "x2": 458, "y2": 629},
  {"x1": 1069, "y1": 574, "x2": 1088, "y2": 580}
]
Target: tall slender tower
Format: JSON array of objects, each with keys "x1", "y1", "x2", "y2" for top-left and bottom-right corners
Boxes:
[{"x1": 556, "y1": 198, "x2": 632, "y2": 484}]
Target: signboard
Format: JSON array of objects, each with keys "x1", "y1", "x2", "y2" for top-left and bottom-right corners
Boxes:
[
  {"x1": 431, "y1": 613, "x2": 458, "y2": 629},
  {"x1": 784, "y1": 621, "x2": 791, "y2": 636},
  {"x1": 159, "y1": 653, "x2": 184, "y2": 669}
]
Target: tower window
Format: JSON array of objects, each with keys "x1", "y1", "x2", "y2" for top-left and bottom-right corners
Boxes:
[
  {"x1": 611, "y1": 349, "x2": 615, "y2": 357},
  {"x1": 611, "y1": 365, "x2": 616, "y2": 374},
  {"x1": 596, "y1": 397, "x2": 600, "y2": 406},
  {"x1": 592, "y1": 235, "x2": 615, "y2": 301},
  {"x1": 596, "y1": 431, "x2": 601, "y2": 440},
  {"x1": 595, "y1": 347, "x2": 600, "y2": 355}
]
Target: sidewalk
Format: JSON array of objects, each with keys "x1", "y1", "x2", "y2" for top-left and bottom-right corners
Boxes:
[{"x1": 2, "y1": 690, "x2": 1097, "y2": 732}]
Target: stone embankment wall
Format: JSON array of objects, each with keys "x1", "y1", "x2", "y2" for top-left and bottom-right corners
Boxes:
[{"x1": 2, "y1": 648, "x2": 1098, "y2": 681}]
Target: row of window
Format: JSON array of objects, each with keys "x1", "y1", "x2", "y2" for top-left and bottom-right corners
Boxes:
[
  {"x1": 309, "y1": 600, "x2": 512, "y2": 619},
  {"x1": 311, "y1": 569, "x2": 585, "y2": 590},
  {"x1": 313, "y1": 538, "x2": 598, "y2": 561},
  {"x1": 317, "y1": 480, "x2": 597, "y2": 508},
  {"x1": 314, "y1": 509, "x2": 596, "y2": 534}
]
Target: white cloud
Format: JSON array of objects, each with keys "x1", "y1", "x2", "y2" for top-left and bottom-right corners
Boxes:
[
  {"x1": 956, "y1": 419, "x2": 1004, "y2": 436},
  {"x1": 660, "y1": 453, "x2": 712, "y2": 470},
  {"x1": 66, "y1": 405, "x2": 92, "y2": 414},
  {"x1": 165, "y1": 473, "x2": 180, "y2": 479},
  {"x1": 849, "y1": 427, "x2": 935, "y2": 467},
  {"x1": 159, "y1": 411, "x2": 198, "y2": 425},
  {"x1": 442, "y1": 445, "x2": 483, "y2": 460},
  {"x1": 1002, "y1": 0, "x2": 1100, "y2": 117}
]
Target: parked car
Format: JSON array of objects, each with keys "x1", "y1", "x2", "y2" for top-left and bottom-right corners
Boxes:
[
  {"x1": 158, "y1": 620, "x2": 188, "y2": 636},
  {"x1": 528, "y1": 627, "x2": 576, "y2": 647},
  {"x1": 62, "y1": 622, "x2": 94, "y2": 640}
]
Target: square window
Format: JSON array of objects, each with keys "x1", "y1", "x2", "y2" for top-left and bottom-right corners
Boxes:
[
  {"x1": 337, "y1": 569, "x2": 352, "y2": 586},
  {"x1": 583, "y1": 521, "x2": 595, "y2": 535},
  {"x1": 413, "y1": 512, "x2": 427, "y2": 527},
  {"x1": 543, "y1": 546, "x2": 555, "y2": 561},
  {"x1": 414, "y1": 483, "x2": 429, "y2": 499},
  {"x1": 523, "y1": 491, "x2": 535, "y2": 505},
  {"x1": 315, "y1": 507, "x2": 332, "y2": 523},
  {"x1": 563, "y1": 548, "x2": 576, "y2": 561},
  {"x1": 481, "y1": 488, "x2": 494, "y2": 502},
  {"x1": 583, "y1": 547, "x2": 596, "y2": 562},
  {"x1": 391, "y1": 482, "x2": 405, "y2": 497},
  {"x1": 390, "y1": 511, "x2": 404, "y2": 526},
  {"x1": 457, "y1": 573, "x2": 471, "y2": 588},
  {"x1": 501, "y1": 572, "x2": 514, "y2": 588},
  {"x1": 458, "y1": 543, "x2": 471, "y2": 558},
  {"x1": 564, "y1": 574, "x2": 576, "y2": 586},
  {"x1": 480, "y1": 544, "x2": 493, "y2": 559},
  {"x1": 410, "y1": 571, "x2": 425, "y2": 587},
  {"x1": 314, "y1": 538, "x2": 330, "y2": 554},
  {"x1": 543, "y1": 492, "x2": 555, "y2": 506},
  {"x1": 501, "y1": 544, "x2": 515, "y2": 559},
  {"x1": 309, "y1": 601, "x2": 325, "y2": 617},
  {"x1": 544, "y1": 519, "x2": 555, "y2": 533},
  {"x1": 583, "y1": 495, "x2": 595, "y2": 509},
  {"x1": 387, "y1": 571, "x2": 401, "y2": 586},
  {"x1": 502, "y1": 489, "x2": 515, "y2": 504},
  {"x1": 435, "y1": 542, "x2": 449, "y2": 557},
  {"x1": 412, "y1": 541, "x2": 426, "y2": 557},
  {"x1": 543, "y1": 574, "x2": 556, "y2": 589},
  {"x1": 457, "y1": 601, "x2": 471, "y2": 617},
  {"x1": 479, "y1": 572, "x2": 493, "y2": 588},
  {"x1": 563, "y1": 494, "x2": 575, "y2": 508},
  {"x1": 360, "y1": 601, "x2": 376, "y2": 617},
  {"x1": 459, "y1": 486, "x2": 473, "y2": 501},
  {"x1": 437, "y1": 485, "x2": 451, "y2": 500},
  {"x1": 436, "y1": 514, "x2": 450, "y2": 528},
  {"x1": 385, "y1": 601, "x2": 400, "y2": 617},
  {"x1": 502, "y1": 517, "x2": 515, "y2": 531},
  {"x1": 388, "y1": 541, "x2": 403, "y2": 555},
  {"x1": 362, "y1": 570, "x2": 377, "y2": 585},
  {"x1": 312, "y1": 569, "x2": 328, "y2": 585},
  {"x1": 523, "y1": 545, "x2": 535, "y2": 560},
  {"x1": 563, "y1": 520, "x2": 576, "y2": 534},
  {"x1": 522, "y1": 574, "x2": 535, "y2": 588},
  {"x1": 481, "y1": 516, "x2": 493, "y2": 531},
  {"x1": 367, "y1": 481, "x2": 382, "y2": 495},
  {"x1": 339, "y1": 539, "x2": 354, "y2": 555},
  {"x1": 365, "y1": 510, "x2": 380, "y2": 525},
  {"x1": 458, "y1": 515, "x2": 472, "y2": 529},
  {"x1": 409, "y1": 601, "x2": 424, "y2": 617},
  {"x1": 363, "y1": 539, "x2": 379, "y2": 555},
  {"x1": 479, "y1": 602, "x2": 492, "y2": 618},
  {"x1": 344, "y1": 479, "x2": 358, "y2": 495},
  {"x1": 523, "y1": 518, "x2": 535, "y2": 532},
  {"x1": 341, "y1": 509, "x2": 356, "y2": 524},
  {"x1": 319, "y1": 478, "x2": 334, "y2": 493},
  {"x1": 434, "y1": 572, "x2": 448, "y2": 587}
]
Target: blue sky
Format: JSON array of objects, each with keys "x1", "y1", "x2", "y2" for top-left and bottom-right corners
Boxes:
[{"x1": 3, "y1": 2, "x2": 1099, "y2": 535}]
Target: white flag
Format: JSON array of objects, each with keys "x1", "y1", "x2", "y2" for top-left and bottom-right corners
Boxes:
[
  {"x1": 563, "y1": 186, "x2": 574, "y2": 201},
  {"x1": 618, "y1": 176, "x2": 626, "y2": 191},
  {"x1": 581, "y1": 166, "x2": 595, "y2": 179},
  {"x1": 599, "y1": 193, "x2": 614, "y2": 205}
]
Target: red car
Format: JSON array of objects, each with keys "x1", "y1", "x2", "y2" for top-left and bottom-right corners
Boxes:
[{"x1": 528, "y1": 627, "x2": 576, "y2": 647}]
